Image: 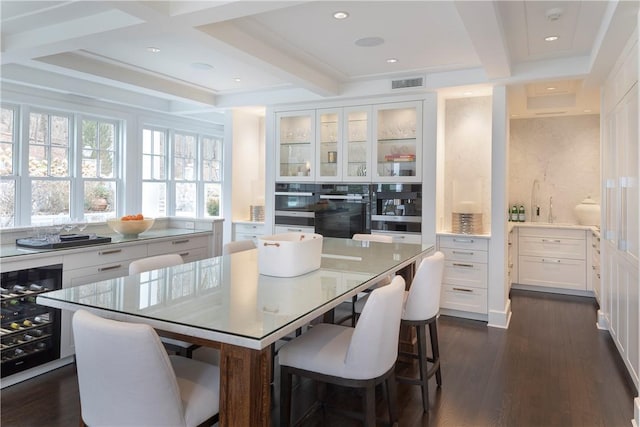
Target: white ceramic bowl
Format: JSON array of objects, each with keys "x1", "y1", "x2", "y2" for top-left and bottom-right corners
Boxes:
[{"x1": 106, "y1": 218, "x2": 154, "y2": 237}]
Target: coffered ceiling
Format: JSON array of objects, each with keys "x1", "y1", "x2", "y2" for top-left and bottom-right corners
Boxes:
[{"x1": 1, "y1": 1, "x2": 638, "y2": 120}]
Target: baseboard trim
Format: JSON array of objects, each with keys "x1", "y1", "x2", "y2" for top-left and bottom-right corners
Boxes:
[
  {"x1": 633, "y1": 397, "x2": 639, "y2": 427},
  {"x1": 488, "y1": 298, "x2": 512, "y2": 329}
]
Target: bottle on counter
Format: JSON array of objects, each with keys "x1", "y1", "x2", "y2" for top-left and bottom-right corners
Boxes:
[
  {"x1": 518, "y1": 205, "x2": 525, "y2": 222},
  {"x1": 511, "y1": 205, "x2": 518, "y2": 222}
]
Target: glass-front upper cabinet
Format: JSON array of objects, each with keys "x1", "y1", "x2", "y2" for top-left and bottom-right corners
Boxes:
[
  {"x1": 373, "y1": 101, "x2": 423, "y2": 182},
  {"x1": 316, "y1": 109, "x2": 343, "y2": 182},
  {"x1": 342, "y1": 106, "x2": 372, "y2": 182},
  {"x1": 276, "y1": 111, "x2": 315, "y2": 181}
]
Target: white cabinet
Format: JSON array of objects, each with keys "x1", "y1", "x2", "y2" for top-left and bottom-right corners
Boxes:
[
  {"x1": 601, "y1": 34, "x2": 639, "y2": 390},
  {"x1": 438, "y1": 235, "x2": 488, "y2": 315},
  {"x1": 274, "y1": 100, "x2": 423, "y2": 184},
  {"x1": 517, "y1": 227, "x2": 586, "y2": 291},
  {"x1": 233, "y1": 222, "x2": 265, "y2": 243},
  {"x1": 590, "y1": 230, "x2": 601, "y2": 302},
  {"x1": 276, "y1": 110, "x2": 315, "y2": 181},
  {"x1": 372, "y1": 231, "x2": 421, "y2": 244},
  {"x1": 373, "y1": 101, "x2": 423, "y2": 182}
]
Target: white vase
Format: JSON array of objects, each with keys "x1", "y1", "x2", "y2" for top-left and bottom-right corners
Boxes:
[{"x1": 574, "y1": 196, "x2": 600, "y2": 226}]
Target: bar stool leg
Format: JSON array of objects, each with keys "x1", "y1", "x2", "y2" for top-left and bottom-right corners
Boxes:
[
  {"x1": 416, "y1": 323, "x2": 429, "y2": 412},
  {"x1": 429, "y1": 321, "x2": 442, "y2": 386}
]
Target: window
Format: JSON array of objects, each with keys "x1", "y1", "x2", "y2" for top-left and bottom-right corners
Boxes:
[
  {"x1": 81, "y1": 118, "x2": 118, "y2": 219},
  {"x1": 0, "y1": 105, "x2": 123, "y2": 228},
  {"x1": 142, "y1": 127, "x2": 168, "y2": 217},
  {"x1": 28, "y1": 110, "x2": 72, "y2": 225},
  {"x1": 142, "y1": 126, "x2": 223, "y2": 218},
  {"x1": 0, "y1": 106, "x2": 17, "y2": 227}
]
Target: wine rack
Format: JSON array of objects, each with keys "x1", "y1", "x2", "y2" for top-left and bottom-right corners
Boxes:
[{"x1": 1, "y1": 264, "x2": 61, "y2": 378}]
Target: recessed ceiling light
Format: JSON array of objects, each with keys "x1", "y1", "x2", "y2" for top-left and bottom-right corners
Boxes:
[
  {"x1": 386, "y1": 58, "x2": 398, "y2": 63},
  {"x1": 355, "y1": 37, "x2": 385, "y2": 47},
  {"x1": 191, "y1": 62, "x2": 213, "y2": 70},
  {"x1": 333, "y1": 11, "x2": 349, "y2": 19},
  {"x1": 463, "y1": 91, "x2": 473, "y2": 96},
  {"x1": 147, "y1": 47, "x2": 160, "y2": 53},
  {"x1": 544, "y1": 36, "x2": 559, "y2": 42},
  {"x1": 583, "y1": 109, "x2": 592, "y2": 113},
  {"x1": 511, "y1": 114, "x2": 520, "y2": 117},
  {"x1": 233, "y1": 77, "x2": 241, "y2": 82},
  {"x1": 546, "y1": 86, "x2": 557, "y2": 91}
]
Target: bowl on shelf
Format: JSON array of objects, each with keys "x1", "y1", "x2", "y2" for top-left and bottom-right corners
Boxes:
[{"x1": 106, "y1": 218, "x2": 154, "y2": 237}]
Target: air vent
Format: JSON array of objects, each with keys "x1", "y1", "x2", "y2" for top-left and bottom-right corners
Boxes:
[
  {"x1": 535, "y1": 111, "x2": 567, "y2": 116},
  {"x1": 391, "y1": 77, "x2": 424, "y2": 90}
]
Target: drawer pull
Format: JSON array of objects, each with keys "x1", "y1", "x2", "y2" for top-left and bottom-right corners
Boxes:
[
  {"x1": 452, "y1": 262, "x2": 474, "y2": 268},
  {"x1": 452, "y1": 287, "x2": 473, "y2": 293},
  {"x1": 172, "y1": 239, "x2": 190, "y2": 245},
  {"x1": 99, "y1": 249, "x2": 122, "y2": 255},
  {"x1": 453, "y1": 238, "x2": 474, "y2": 243},
  {"x1": 541, "y1": 239, "x2": 561, "y2": 243},
  {"x1": 287, "y1": 228, "x2": 302, "y2": 232},
  {"x1": 98, "y1": 264, "x2": 122, "y2": 272},
  {"x1": 452, "y1": 250, "x2": 474, "y2": 256},
  {"x1": 541, "y1": 258, "x2": 561, "y2": 263},
  {"x1": 179, "y1": 252, "x2": 189, "y2": 257}
]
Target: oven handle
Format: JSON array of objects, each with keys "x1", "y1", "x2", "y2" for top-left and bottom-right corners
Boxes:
[
  {"x1": 371, "y1": 215, "x2": 422, "y2": 223},
  {"x1": 275, "y1": 210, "x2": 315, "y2": 218},
  {"x1": 274, "y1": 192, "x2": 314, "y2": 197},
  {"x1": 319, "y1": 195, "x2": 363, "y2": 200}
]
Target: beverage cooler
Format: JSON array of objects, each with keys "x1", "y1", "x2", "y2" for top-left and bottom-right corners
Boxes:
[{"x1": 1, "y1": 264, "x2": 62, "y2": 378}]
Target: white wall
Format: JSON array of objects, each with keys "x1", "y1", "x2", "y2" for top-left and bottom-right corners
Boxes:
[
  {"x1": 231, "y1": 110, "x2": 265, "y2": 222},
  {"x1": 509, "y1": 115, "x2": 600, "y2": 224},
  {"x1": 442, "y1": 96, "x2": 493, "y2": 233}
]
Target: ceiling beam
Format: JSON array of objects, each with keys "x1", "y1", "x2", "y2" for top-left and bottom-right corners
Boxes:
[
  {"x1": 454, "y1": 0, "x2": 512, "y2": 80},
  {"x1": 197, "y1": 20, "x2": 339, "y2": 97},
  {"x1": 584, "y1": 0, "x2": 639, "y2": 87}
]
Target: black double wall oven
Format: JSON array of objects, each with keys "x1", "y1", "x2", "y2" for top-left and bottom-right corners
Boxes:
[
  {"x1": 274, "y1": 183, "x2": 318, "y2": 232},
  {"x1": 314, "y1": 184, "x2": 371, "y2": 238}
]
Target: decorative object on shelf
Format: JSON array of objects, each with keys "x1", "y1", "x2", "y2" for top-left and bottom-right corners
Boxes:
[
  {"x1": 250, "y1": 205, "x2": 265, "y2": 222},
  {"x1": 573, "y1": 196, "x2": 600, "y2": 226},
  {"x1": 452, "y1": 201, "x2": 483, "y2": 234},
  {"x1": 106, "y1": 217, "x2": 154, "y2": 237},
  {"x1": 327, "y1": 151, "x2": 337, "y2": 163}
]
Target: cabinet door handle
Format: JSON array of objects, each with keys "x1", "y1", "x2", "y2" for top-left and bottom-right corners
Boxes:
[
  {"x1": 287, "y1": 228, "x2": 302, "y2": 232},
  {"x1": 452, "y1": 250, "x2": 474, "y2": 255},
  {"x1": 98, "y1": 264, "x2": 122, "y2": 272},
  {"x1": 541, "y1": 258, "x2": 561, "y2": 263},
  {"x1": 99, "y1": 249, "x2": 122, "y2": 255},
  {"x1": 172, "y1": 239, "x2": 190, "y2": 245},
  {"x1": 452, "y1": 287, "x2": 473, "y2": 293},
  {"x1": 453, "y1": 238, "x2": 474, "y2": 244},
  {"x1": 541, "y1": 239, "x2": 561, "y2": 243},
  {"x1": 452, "y1": 262, "x2": 474, "y2": 268}
]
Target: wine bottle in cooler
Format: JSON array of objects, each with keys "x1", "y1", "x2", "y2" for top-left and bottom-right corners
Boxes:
[
  {"x1": 518, "y1": 205, "x2": 525, "y2": 222},
  {"x1": 511, "y1": 205, "x2": 518, "y2": 222}
]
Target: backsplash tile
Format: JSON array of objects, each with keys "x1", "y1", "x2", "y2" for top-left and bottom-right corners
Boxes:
[{"x1": 509, "y1": 115, "x2": 600, "y2": 224}]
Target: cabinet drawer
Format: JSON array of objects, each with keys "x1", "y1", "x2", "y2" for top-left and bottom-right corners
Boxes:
[
  {"x1": 440, "y1": 284, "x2": 487, "y2": 314},
  {"x1": 518, "y1": 236, "x2": 585, "y2": 260},
  {"x1": 275, "y1": 225, "x2": 314, "y2": 234},
  {"x1": 234, "y1": 223, "x2": 265, "y2": 234},
  {"x1": 373, "y1": 232, "x2": 422, "y2": 244},
  {"x1": 518, "y1": 227, "x2": 585, "y2": 240},
  {"x1": 438, "y1": 236, "x2": 488, "y2": 251},
  {"x1": 64, "y1": 262, "x2": 130, "y2": 287},
  {"x1": 147, "y1": 235, "x2": 210, "y2": 256},
  {"x1": 440, "y1": 247, "x2": 487, "y2": 263},
  {"x1": 235, "y1": 233, "x2": 261, "y2": 243},
  {"x1": 518, "y1": 256, "x2": 586, "y2": 290},
  {"x1": 443, "y1": 260, "x2": 487, "y2": 289},
  {"x1": 64, "y1": 244, "x2": 147, "y2": 269},
  {"x1": 178, "y1": 246, "x2": 208, "y2": 263}
]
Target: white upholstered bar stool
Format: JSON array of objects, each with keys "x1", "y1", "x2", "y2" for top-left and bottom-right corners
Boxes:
[
  {"x1": 129, "y1": 254, "x2": 199, "y2": 358},
  {"x1": 279, "y1": 275, "x2": 406, "y2": 427},
  {"x1": 73, "y1": 309, "x2": 220, "y2": 427},
  {"x1": 397, "y1": 251, "x2": 445, "y2": 413},
  {"x1": 338, "y1": 233, "x2": 394, "y2": 326},
  {"x1": 222, "y1": 239, "x2": 256, "y2": 255}
]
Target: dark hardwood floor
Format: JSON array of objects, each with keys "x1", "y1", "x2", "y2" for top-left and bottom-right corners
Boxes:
[{"x1": 1, "y1": 289, "x2": 636, "y2": 427}]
